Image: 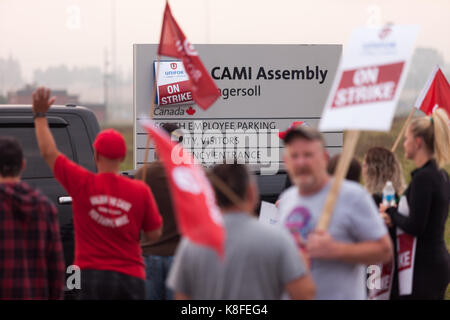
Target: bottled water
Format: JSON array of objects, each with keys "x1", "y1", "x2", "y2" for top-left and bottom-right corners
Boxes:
[{"x1": 382, "y1": 181, "x2": 396, "y2": 207}]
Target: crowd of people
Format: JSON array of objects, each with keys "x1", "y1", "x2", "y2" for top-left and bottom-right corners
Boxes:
[{"x1": 0, "y1": 86, "x2": 449, "y2": 300}]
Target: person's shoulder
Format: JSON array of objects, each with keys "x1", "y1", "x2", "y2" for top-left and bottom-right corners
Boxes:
[
  {"x1": 55, "y1": 152, "x2": 68, "y2": 163},
  {"x1": 108, "y1": 175, "x2": 149, "y2": 199},
  {"x1": 147, "y1": 160, "x2": 164, "y2": 171},
  {"x1": 338, "y1": 180, "x2": 375, "y2": 209},
  {"x1": 279, "y1": 185, "x2": 298, "y2": 202},
  {"x1": 340, "y1": 179, "x2": 368, "y2": 197},
  {"x1": 418, "y1": 166, "x2": 450, "y2": 192},
  {"x1": 118, "y1": 174, "x2": 148, "y2": 189},
  {"x1": 246, "y1": 217, "x2": 294, "y2": 246},
  {"x1": 26, "y1": 184, "x2": 57, "y2": 214},
  {"x1": 277, "y1": 186, "x2": 299, "y2": 221},
  {"x1": 412, "y1": 164, "x2": 438, "y2": 184},
  {"x1": 417, "y1": 160, "x2": 443, "y2": 177},
  {"x1": 146, "y1": 161, "x2": 168, "y2": 180},
  {"x1": 55, "y1": 153, "x2": 77, "y2": 169},
  {"x1": 180, "y1": 237, "x2": 212, "y2": 258},
  {"x1": 55, "y1": 153, "x2": 92, "y2": 176},
  {"x1": 22, "y1": 181, "x2": 45, "y2": 200}
]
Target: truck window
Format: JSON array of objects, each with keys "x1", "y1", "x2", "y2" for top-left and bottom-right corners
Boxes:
[{"x1": 0, "y1": 127, "x2": 74, "y2": 179}]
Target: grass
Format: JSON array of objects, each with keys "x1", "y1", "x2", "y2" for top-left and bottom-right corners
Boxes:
[{"x1": 105, "y1": 117, "x2": 450, "y2": 298}]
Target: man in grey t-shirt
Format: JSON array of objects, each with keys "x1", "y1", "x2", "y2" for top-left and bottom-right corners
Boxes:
[
  {"x1": 167, "y1": 163, "x2": 315, "y2": 300},
  {"x1": 277, "y1": 126, "x2": 393, "y2": 299}
]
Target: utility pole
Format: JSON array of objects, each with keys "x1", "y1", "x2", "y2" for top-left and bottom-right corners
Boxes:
[
  {"x1": 110, "y1": 0, "x2": 117, "y2": 121},
  {"x1": 103, "y1": 47, "x2": 109, "y2": 123}
]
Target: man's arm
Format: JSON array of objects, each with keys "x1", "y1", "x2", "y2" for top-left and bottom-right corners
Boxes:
[
  {"x1": 307, "y1": 231, "x2": 392, "y2": 265},
  {"x1": 174, "y1": 292, "x2": 191, "y2": 300},
  {"x1": 32, "y1": 87, "x2": 60, "y2": 170},
  {"x1": 144, "y1": 226, "x2": 163, "y2": 242},
  {"x1": 285, "y1": 274, "x2": 316, "y2": 300},
  {"x1": 388, "y1": 173, "x2": 432, "y2": 236},
  {"x1": 311, "y1": 186, "x2": 393, "y2": 265}
]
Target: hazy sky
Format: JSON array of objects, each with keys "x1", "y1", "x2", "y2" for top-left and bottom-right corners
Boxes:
[{"x1": 1, "y1": 0, "x2": 449, "y2": 80}]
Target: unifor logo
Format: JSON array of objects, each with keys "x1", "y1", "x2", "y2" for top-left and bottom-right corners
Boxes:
[
  {"x1": 170, "y1": 63, "x2": 177, "y2": 70},
  {"x1": 378, "y1": 24, "x2": 392, "y2": 40}
]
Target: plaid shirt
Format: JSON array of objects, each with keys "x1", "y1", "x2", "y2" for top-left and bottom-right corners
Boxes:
[{"x1": 0, "y1": 182, "x2": 65, "y2": 300}]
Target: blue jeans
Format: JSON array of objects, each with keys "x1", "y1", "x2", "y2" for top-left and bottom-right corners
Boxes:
[{"x1": 143, "y1": 255, "x2": 174, "y2": 300}]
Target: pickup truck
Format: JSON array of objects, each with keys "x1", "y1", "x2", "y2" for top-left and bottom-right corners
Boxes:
[{"x1": 0, "y1": 104, "x2": 289, "y2": 298}]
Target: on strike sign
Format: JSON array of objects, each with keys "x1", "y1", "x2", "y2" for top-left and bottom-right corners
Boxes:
[
  {"x1": 158, "y1": 80, "x2": 192, "y2": 105},
  {"x1": 332, "y1": 62, "x2": 404, "y2": 108},
  {"x1": 320, "y1": 25, "x2": 419, "y2": 131},
  {"x1": 155, "y1": 61, "x2": 194, "y2": 106}
]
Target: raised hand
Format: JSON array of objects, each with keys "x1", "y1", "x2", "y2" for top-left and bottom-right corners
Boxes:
[{"x1": 32, "y1": 87, "x2": 56, "y2": 114}]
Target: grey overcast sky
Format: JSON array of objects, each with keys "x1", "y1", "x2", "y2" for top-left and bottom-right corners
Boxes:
[{"x1": 1, "y1": 0, "x2": 449, "y2": 79}]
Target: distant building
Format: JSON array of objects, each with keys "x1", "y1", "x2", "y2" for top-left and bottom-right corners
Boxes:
[
  {"x1": 82, "y1": 103, "x2": 107, "y2": 124},
  {"x1": 6, "y1": 85, "x2": 106, "y2": 123},
  {"x1": 7, "y1": 85, "x2": 79, "y2": 105}
]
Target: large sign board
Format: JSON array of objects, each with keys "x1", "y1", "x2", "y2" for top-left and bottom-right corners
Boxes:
[
  {"x1": 134, "y1": 44, "x2": 342, "y2": 174},
  {"x1": 319, "y1": 25, "x2": 419, "y2": 132}
]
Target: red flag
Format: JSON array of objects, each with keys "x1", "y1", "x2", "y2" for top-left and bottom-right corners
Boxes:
[
  {"x1": 415, "y1": 65, "x2": 450, "y2": 116},
  {"x1": 140, "y1": 119, "x2": 225, "y2": 257},
  {"x1": 158, "y1": 1, "x2": 220, "y2": 110}
]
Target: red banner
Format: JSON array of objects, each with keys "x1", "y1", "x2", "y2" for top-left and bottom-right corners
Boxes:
[
  {"x1": 415, "y1": 66, "x2": 450, "y2": 115},
  {"x1": 158, "y1": 1, "x2": 220, "y2": 110},
  {"x1": 140, "y1": 120, "x2": 225, "y2": 258}
]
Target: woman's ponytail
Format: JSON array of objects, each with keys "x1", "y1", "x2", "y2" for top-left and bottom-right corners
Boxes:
[{"x1": 432, "y1": 108, "x2": 450, "y2": 167}]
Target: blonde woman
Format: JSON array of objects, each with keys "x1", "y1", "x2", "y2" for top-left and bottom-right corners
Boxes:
[{"x1": 380, "y1": 108, "x2": 450, "y2": 299}]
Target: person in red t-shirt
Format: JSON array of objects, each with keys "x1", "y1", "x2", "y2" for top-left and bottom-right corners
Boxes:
[{"x1": 32, "y1": 87, "x2": 163, "y2": 300}]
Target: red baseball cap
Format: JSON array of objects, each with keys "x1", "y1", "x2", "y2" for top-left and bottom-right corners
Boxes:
[
  {"x1": 93, "y1": 129, "x2": 127, "y2": 159},
  {"x1": 278, "y1": 121, "x2": 309, "y2": 139}
]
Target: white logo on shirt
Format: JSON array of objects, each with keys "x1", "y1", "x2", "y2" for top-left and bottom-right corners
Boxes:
[{"x1": 88, "y1": 195, "x2": 132, "y2": 228}]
